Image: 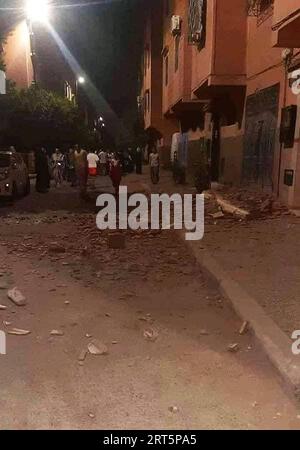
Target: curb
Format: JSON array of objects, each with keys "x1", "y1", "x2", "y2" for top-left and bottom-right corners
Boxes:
[
  {"x1": 138, "y1": 174, "x2": 300, "y2": 398},
  {"x1": 179, "y1": 230, "x2": 300, "y2": 400}
]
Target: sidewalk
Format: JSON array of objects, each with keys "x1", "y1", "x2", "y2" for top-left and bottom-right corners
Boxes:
[{"x1": 126, "y1": 168, "x2": 300, "y2": 339}]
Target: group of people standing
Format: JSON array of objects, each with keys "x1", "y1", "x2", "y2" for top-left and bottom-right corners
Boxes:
[
  {"x1": 35, "y1": 144, "x2": 160, "y2": 199},
  {"x1": 35, "y1": 146, "x2": 122, "y2": 199}
]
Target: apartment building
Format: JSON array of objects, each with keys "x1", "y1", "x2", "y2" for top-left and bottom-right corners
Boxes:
[
  {"x1": 1, "y1": 16, "x2": 76, "y2": 102},
  {"x1": 2, "y1": 20, "x2": 34, "y2": 89},
  {"x1": 140, "y1": 0, "x2": 300, "y2": 208}
]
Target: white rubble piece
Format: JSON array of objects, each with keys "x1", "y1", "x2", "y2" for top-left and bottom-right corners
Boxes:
[{"x1": 7, "y1": 288, "x2": 26, "y2": 306}]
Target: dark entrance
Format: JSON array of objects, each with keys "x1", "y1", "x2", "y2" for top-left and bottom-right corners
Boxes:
[
  {"x1": 243, "y1": 84, "x2": 280, "y2": 190},
  {"x1": 211, "y1": 115, "x2": 220, "y2": 182}
]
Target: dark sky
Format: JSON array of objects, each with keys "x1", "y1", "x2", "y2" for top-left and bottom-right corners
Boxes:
[{"x1": 54, "y1": 0, "x2": 142, "y2": 118}]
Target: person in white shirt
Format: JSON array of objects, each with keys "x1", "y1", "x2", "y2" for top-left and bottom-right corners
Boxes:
[
  {"x1": 149, "y1": 147, "x2": 160, "y2": 184},
  {"x1": 99, "y1": 150, "x2": 107, "y2": 176},
  {"x1": 87, "y1": 150, "x2": 99, "y2": 189}
]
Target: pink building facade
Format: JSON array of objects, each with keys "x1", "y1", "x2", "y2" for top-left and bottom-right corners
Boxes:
[{"x1": 140, "y1": 0, "x2": 300, "y2": 208}]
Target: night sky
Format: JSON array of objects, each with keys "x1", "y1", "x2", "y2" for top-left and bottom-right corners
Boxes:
[{"x1": 54, "y1": 0, "x2": 142, "y2": 123}]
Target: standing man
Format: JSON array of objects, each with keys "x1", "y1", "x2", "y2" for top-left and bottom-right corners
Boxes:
[
  {"x1": 149, "y1": 147, "x2": 160, "y2": 184},
  {"x1": 109, "y1": 153, "x2": 122, "y2": 196},
  {"x1": 51, "y1": 148, "x2": 64, "y2": 187},
  {"x1": 67, "y1": 147, "x2": 76, "y2": 187},
  {"x1": 135, "y1": 146, "x2": 143, "y2": 174},
  {"x1": 74, "y1": 144, "x2": 88, "y2": 199},
  {"x1": 87, "y1": 150, "x2": 99, "y2": 190},
  {"x1": 35, "y1": 147, "x2": 50, "y2": 193},
  {"x1": 99, "y1": 149, "x2": 107, "y2": 176}
]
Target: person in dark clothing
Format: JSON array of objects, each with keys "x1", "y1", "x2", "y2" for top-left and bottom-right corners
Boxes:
[
  {"x1": 35, "y1": 147, "x2": 50, "y2": 193},
  {"x1": 135, "y1": 146, "x2": 143, "y2": 174},
  {"x1": 109, "y1": 153, "x2": 122, "y2": 196},
  {"x1": 66, "y1": 147, "x2": 77, "y2": 187}
]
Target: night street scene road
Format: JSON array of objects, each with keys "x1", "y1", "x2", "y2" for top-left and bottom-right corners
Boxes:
[{"x1": 0, "y1": 0, "x2": 300, "y2": 436}]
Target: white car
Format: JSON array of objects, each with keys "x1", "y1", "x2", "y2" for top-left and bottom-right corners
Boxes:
[{"x1": 0, "y1": 151, "x2": 30, "y2": 201}]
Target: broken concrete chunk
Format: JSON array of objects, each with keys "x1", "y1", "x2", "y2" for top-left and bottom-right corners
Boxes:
[
  {"x1": 239, "y1": 321, "x2": 249, "y2": 335},
  {"x1": 210, "y1": 211, "x2": 225, "y2": 219},
  {"x1": 143, "y1": 328, "x2": 159, "y2": 342},
  {"x1": 7, "y1": 288, "x2": 26, "y2": 306},
  {"x1": 88, "y1": 340, "x2": 108, "y2": 356},
  {"x1": 50, "y1": 330, "x2": 64, "y2": 336},
  {"x1": 168, "y1": 406, "x2": 179, "y2": 413},
  {"x1": 228, "y1": 343, "x2": 239, "y2": 353},
  {"x1": 8, "y1": 328, "x2": 31, "y2": 336},
  {"x1": 199, "y1": 329, "x2": 209, "y2": 336}
]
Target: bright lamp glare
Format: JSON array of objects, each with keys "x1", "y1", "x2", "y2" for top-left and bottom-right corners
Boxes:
[
  {"x1": 26, "y1": 0, "x2": 49, "y2": 23},
  {"x1": 78, "y1": 76, "x2": 85, "y2": 84}
]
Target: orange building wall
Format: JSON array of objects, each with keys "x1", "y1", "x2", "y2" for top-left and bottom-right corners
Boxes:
[
  {"x1": 191, "y1": 0, "x2": 247, "y2": 95},
  {"x1": 4, "y1": 21, "x2": 34, "y2": 88},
  {"x1": 244, "y1": 12, "x2": 300, "y2": 208}
]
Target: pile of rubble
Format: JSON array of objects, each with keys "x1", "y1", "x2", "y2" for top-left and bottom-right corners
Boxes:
[{"x1": 206, "y1": 187, "x2": 290, "y2": 221}]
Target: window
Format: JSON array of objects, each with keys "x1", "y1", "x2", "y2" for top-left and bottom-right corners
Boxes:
[
  {"x1": 164, "y1": 55, "x2": 169, "y2": 86},
  {"x1": 174, "y1": 36, "x2": 180, "y2": 72},
  {"x1": 188, "y1": 0, "x2": 207, "y2": 49}
]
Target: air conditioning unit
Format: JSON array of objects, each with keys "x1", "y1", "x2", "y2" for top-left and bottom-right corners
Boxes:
[{"x1": 171, "y1": 15, "x2": 181, "y2": 36}]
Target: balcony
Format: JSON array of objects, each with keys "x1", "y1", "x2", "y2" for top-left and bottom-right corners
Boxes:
[
  {"x1": 191, "y1": 0, "x2": 247, "y2": 99},
  {"x1": 272, "y1": 0, "x2": 300, "y2": 47}
]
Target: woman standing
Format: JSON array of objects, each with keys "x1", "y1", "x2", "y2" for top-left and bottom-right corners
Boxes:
[
  {"x1": 35, "y1": 147, "x2": 50, "y2": 193},
  {"x1": 109, "y1": 153, "x2": 122, "y2": 196}
]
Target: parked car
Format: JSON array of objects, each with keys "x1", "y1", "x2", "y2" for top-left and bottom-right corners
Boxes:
[{"x1": 0, "y1": 150, "x2": 30, "y2": 201}]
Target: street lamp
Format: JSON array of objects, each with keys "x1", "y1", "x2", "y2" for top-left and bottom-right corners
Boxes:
[
  {"x1": 25, "y1": 0, "x2": 50, "y2": 23},
  {"x1": 78, "y1": 76, "x2": 85, "y2": 85}
]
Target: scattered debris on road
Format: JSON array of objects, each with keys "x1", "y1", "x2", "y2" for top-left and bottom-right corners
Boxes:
[
  {"x1": 228, "y1": 343, "x2": 239, "y2": 353},
  {"x1": 7, "y1": 287, "x2": 26, "y2": 306},
  {"x1": 143, "y1": 328, "x2": 159, "y2": 342},
  {"x1": 50, "y1": 330, "x2": 64, "y2": 336},
  {"x1": 88, "y1": 340, "x2": 108, "y2": 355},
  {"x1": 168, "y1": 406, "x2": 179, "y2": 413},
  {"x1": 239, "y1": 321, "x2": 249, "y2": 335},
  {"x1": 7, "y1": 328, "x2": 31, "y2": 336}
]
